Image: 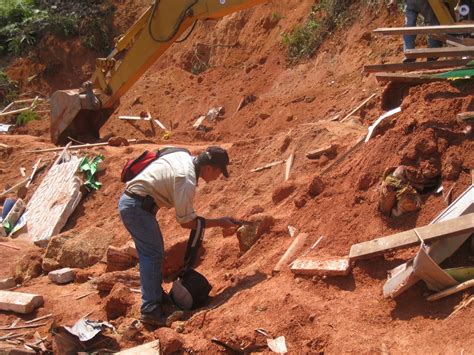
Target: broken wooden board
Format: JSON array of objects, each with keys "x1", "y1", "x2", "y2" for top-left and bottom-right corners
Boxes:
[
  {"x1": 291, "y1": 257, "x2": 351, "y2": 276},
  {"x1": 116, "y1": 340, "x2": 161, "y2": 354},
  {"x1": 373, "y1": 24, "x2": 474, "y2": 35},
  {"x1": 383, "y1": 186, "x2": 474, "y2": 298},
  {"x1": 427, "y1": 279, "x2": 474, "y2": 301},
  {"x1": 26, "y1": 156, "x2": 82, "y2": 247},
  {"x1": 284, "y1": 152, "x2": 294, "y2": 181},
  {"x1": 349, "y1": 213, "x2": 474, "y2": 260},
  {"x1": 405, "y1": 46, "x2": 474, "y2": 59},
  {"x1": 340, "y1": 93, "x2": 377, "y2": 123},
  {"x1": 273, "y1": 233, "x2": 308, "y2": 274},
  {"x1": 0, "y1": 291, "x2": 43, "y2": 314},
  {"x1": 375, "y1": 72, "x2": 446, "y2": 84},
  {"x1": 364, "y1": 59, "x2": 470, "y2": 73}
]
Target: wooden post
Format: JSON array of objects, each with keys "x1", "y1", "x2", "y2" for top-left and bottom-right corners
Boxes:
[
  {"x1": 340, "y1": 93, "x2": 377, "y2": 123},
  {"x1": 427, "y1": 279, "x2": 474, "y2": 301},
  {"x1": 273, "y1": 233, "x2": 309, "y2": 275},
  {"x1": 26, "y1": 139, "x2": 137, "y2": 153}
]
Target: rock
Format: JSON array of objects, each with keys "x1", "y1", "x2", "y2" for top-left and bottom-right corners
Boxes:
[
  {"x1": 48, "y1": 267, "x2": 75, "y2": 284},
  {"x1": 0, "y1": 290, "x2": 43, "y2": 314},
  {"x1": 308, "y1": 176, "x2": 324, "y2": 197},
  {"x1": 13, "y1": 250, "x2": 43, "y2": 284},
  {"x1": 236, "y1": 214, "x2": 274, "y2": 252},
  {"x1": 154, "y1": 327, "x2": 184, "y2": 353},
  {"x1": 294, "y1": 195, "x2": 307, "y2": 209},
  {"x1": 43, "y1": 227, "x2": 114, "y2": 272},
  {"x1": 105, "y1": 283, "x2": 133, "y2": 320},
  {"x1": 306, "y1": 144, "x2": 338, "y2": 160},
  {"x1": 0, "y1": 277, "x2": 15, "y2": 290},
  {"x1": 280, "y1": 135, "x2": 292, "y2": 153},
  {"x1": 106, "y1": 243, "x2": 138, "y2": 272},
  {"x1": 272, "y1": 182, "x2": 296, "y2": 204},
  {"x1": 443, "y1": 155, "x2": 463, "y2": 181},
  {"x1": 97, "y1": 270, "x2": 141, "y2": 292},
  {"x1": 108, "y1": 136, "x2": 129, "y2": 147}
]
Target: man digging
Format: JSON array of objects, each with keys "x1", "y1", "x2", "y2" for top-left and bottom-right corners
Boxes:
[{"x1": 118, "y1": 146, "x2": 241, "y2": 326}]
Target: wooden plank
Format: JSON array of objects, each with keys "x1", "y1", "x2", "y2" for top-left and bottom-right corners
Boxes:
[
  {"x1": 284, "y1": 152, "x2": 294, "y2": 181},
  {"x1": 349, "y1": 213, "x2": 474, "y2": 260},
  {"x1": 0, "y1": 177, "x2": 31, "y2": 198},
  {"x1": 26, "y1": 139, "x2": 137, "y2": 153},
  {"x1": 375, "y1": 72, "x2": 445, "y2": 83},
  {"x1": 340, "y1": 93, "x2": 377, "y2": 123},
  {"x1": 405, "y1": 46, "x2": 474, "y2": 59},
  {"x1": 427, "y1": 279, "x2": 474, "y2": 301},
  {"x1": 273, "y1": 233, "x2": 309, "y2": 275},
  {"x1": 364, "y1": 59, "x2": 470, "y2": 73},
  {"x1": 250, "y1": 160, "x2": 285, "y2": 173},
  {"x1": 374, "y1": 24, "x2": 474, "y2": 35}
]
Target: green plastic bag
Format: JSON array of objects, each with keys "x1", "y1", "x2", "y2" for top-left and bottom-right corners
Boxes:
[{"x1": 80, "y1": 155, "x2": 104, "y2": 191}]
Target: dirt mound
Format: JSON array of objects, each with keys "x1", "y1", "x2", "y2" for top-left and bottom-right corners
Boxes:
[{"x1": 0, "y1": 0, "x2": 473, "y2": 353}]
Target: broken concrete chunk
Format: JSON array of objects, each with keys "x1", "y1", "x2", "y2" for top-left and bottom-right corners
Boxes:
[
  {"x1": 291, "y1": 258, "x2": 351, "y2": 276},
  {"x1": 0, "y1": 277, "x2": 16, "y2": 290},
  {"x1": 0, "y1": 290, "x2": 43, "y2": 314},
  {"x1": 26, "y1": 156, "x2": 82, "y2": 247},
  {"x1": 116, "y1": 339, "x2": 161, "y2": 354},
  {"x1": 48, "y1": 267, "x2": 75, "y2": 284}
]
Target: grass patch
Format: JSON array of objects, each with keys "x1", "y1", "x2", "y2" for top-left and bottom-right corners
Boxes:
[
  {"x1": 283, "y1": 0, "x2": 353, "y2": 64},
  {"x1": 16, "y1": 109, "x2": 38, "y2": 126},
  {"x1": 0, "y1": 0, "x2": 114, "y2": 56},
  {"x1": 0, "y1": 70, "x2": 18, "y2": 106}
]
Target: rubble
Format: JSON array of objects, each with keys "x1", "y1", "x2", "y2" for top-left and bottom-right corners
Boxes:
[
  {"x1": 42, "y1": 227, "x2": 113, "y2": 272},
  {"x1": 96, "y1": 270, "x2": 141, "y2": 292},
  {"x1": 0, "y1": 277, "x2": 16, "y2": 290},
  {"x1": 0, "y1": 291, "x2": 43, "y2": 314},
  {"x1": 48, "y1": 267, "x2": 75, "y2": 284},
  {"x1": 291, "y1": 258, "x2": 351, "y2": 276}
]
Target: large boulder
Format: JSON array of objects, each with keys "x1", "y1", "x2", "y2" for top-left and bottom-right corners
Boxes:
[{"x1": 43, "y1": 227, "x2": 113, "y2": 272}]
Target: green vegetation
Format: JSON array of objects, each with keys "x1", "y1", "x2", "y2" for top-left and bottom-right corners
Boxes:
[
  {"x1": 282, "y1": 0, "x2": 353, "y2": 64},
  {"x1": 0, "y1": 0, "x2": 114, "y2": 56},
  {"x1": 0, "y1": 70, "x2": 18, "y2": 106},
  {"x1": 16, "y1": 109, "x2": 38, "y2": 126}
]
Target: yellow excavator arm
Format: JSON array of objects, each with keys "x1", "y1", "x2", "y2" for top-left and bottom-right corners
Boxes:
[{"x1": 50, "y1": 0, "x2": 267, "y2": 144}]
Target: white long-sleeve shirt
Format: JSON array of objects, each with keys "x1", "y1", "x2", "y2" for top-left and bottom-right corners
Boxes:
[{"x1": 126, "y1": 151, "x2": 197, "y2": 224}]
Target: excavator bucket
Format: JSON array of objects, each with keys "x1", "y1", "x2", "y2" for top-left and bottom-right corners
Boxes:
[{"x1": 50, "y1": 89, "x2": 114, "y2": 145}]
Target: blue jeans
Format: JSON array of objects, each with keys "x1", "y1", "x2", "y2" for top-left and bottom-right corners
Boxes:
[
  {"x1": 404, "y1": 0, "x2": 442, "y2": 51},
  {"x1": 118, "y1": 193, "x2": 164, "y2": 314}
]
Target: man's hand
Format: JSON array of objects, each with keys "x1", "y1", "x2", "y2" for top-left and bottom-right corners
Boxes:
[{"x1": 219, "y1": 217, "x2": 242, "y2": 229}]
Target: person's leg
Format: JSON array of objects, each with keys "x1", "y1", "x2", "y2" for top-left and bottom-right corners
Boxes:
[
  {"x1": 403, "y1": 3, "x2": 418, "y2": 52},
  {"x1": 422, "y1": 3, "x2": 443, "y2": 48},
  {"x1": 118, "y1": 194, "x2": 165, "y2": 315}
]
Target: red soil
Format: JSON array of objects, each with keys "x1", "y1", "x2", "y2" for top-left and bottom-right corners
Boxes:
[{"x1": 0, "y1": 0, "x2": 472, "y2": 353}]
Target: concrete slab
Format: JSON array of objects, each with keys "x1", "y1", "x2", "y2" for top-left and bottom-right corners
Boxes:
[
  {"x1": 0, "y1": 290, "x2": 43, "y2": 314},
  {"x1": 291, "y1": 257, "x2": 351, "y2": 276},
  {"x1": 26, "y1": 156, "x2": 82, "y2": 247},
  {"x1": 48, "y1": 267, "x2": 75, "y2": 284},
  {"x1": 117, "y1": 340, "x2": 161, "y2": 354}
]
